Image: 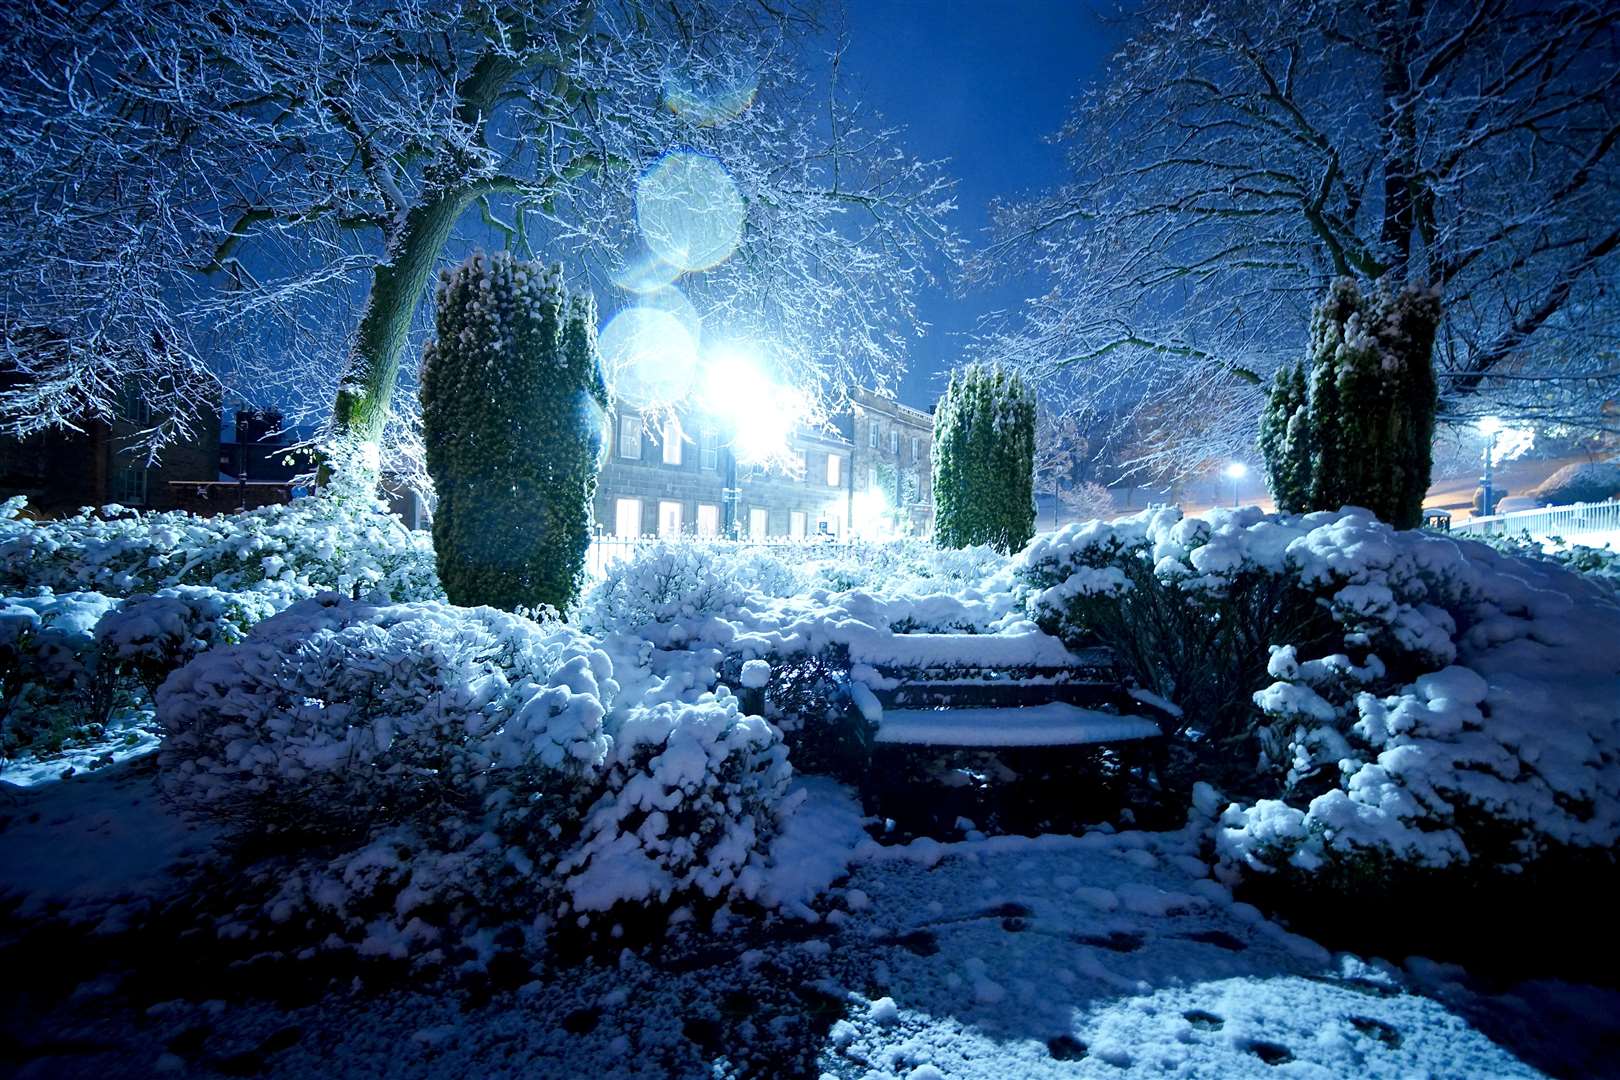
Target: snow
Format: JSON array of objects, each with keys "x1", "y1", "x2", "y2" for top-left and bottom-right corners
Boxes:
[
  {"x1": 3, "y1": 752, "x2": 1609, "y2": 1078},
  {"x1": 875, "y1": 703, "x2": 1162, "y2": 747}
]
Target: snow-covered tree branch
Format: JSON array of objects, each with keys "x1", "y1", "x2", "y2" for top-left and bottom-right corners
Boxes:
[
  {"x1": 0, "y1": 0, "x2": 957, "y2": 479},
  {"x1": 975, "y1": 0, "x2": 1620, "y2": 476}
]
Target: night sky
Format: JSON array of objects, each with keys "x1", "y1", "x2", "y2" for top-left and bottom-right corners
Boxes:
[{"x1": 837, "y1": 2, "x2": 1118, "y2": 411}]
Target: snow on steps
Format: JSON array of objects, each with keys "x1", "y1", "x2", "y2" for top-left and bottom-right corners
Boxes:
[{"x1": 873, "y1": 702, "x2": 1161, "y2": 748}]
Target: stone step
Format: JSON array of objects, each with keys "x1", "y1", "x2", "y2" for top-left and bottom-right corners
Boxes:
[{"x1": 873, "y1": 703, "x2": 1162, "y2": 748}]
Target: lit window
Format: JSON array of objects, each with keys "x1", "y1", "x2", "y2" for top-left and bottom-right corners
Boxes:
[
  {"x1": 790, "y1": 510, "x2": 807, "y2": 538},
  {"x1": 826, "y1": 454, "x2": 841, "y2": 487},
  {"x1": 658, "y1": 499, "x2": 683, "y2": 536},
  {"x1": 614, "y1": 498, "x2": 643, "y2": 536},
  {"x1": 748, "y1": 506, "x2": 769, "y2": 537},
  {"x1": 661, "y1": 417, "x2": 682, "y2": 466},
  {"x1": 697, "y1": 503, "x2": 720, "y2": 537},
  {"x1": 618, "y1": 414, "x2": 642, "y2": 460}
]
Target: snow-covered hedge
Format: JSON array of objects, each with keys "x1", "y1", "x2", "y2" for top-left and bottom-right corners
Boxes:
[
  {"x1": 157, "y1": 594, "x2": 614, "y2": 833},
  {"x1": 95, "y1": 586, "x2": 281, "y2": 694},
  {"x1": 558, "y1": 688, "x2": 792, "y2": 919},
  {"x1": 0, "y1": 493, "x2": 439, "y2": 603},
  {"x1": 803, "y1": 539, "x2": 1007, "y2": 596},
  {"x1": 0, "y1": 591, "x2": 122, "y2": 756},
  {"x1": 1018, "y1": 506, "x2": 1620, "y2": 889},
  {"x1": 580, "y1": 541, "x2": 801, "y2": 639}
]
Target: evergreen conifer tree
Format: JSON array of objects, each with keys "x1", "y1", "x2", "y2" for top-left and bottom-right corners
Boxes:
[
  {"x1": 932, "y1": 364, "x2": 1037, "y2": 553},
  {"x1": 421, "y1": 251, "x2": 610, "y2": 611},
  {"x1": 1257, "y1": 278, "x2": 1440, "y2": 529}
]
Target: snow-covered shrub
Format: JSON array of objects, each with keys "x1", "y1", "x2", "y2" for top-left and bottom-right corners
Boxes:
[
  {"x1": 805, "y1": 539, "x2": 1005, "y2": 596},
  {"x1": 580, "y1": 542, "x2": 756, "y2": 638},
  {"x1": 0, "y1": 492, "x2": 439, "y2": 603},
  {"x1": 94, "y1": 586, "x2": 281, "y2": 694},
  {"x1": 1021, "y1": 506, "x2": 1620, "y2": 896},
  {"x1": 1017, "y1": 507, "x2": 1330, "y2": 756},
  {"x1": 157, "y1": 594, "x2": 614, "y2": 835},
  {"x1": 0, "y1": 590, "x2": 122, "y2": 757},
  {"x1": 558, "y1": 687, "x2": 792, "y2": 919},
  {"x1": 1474, "y1": 530, "x2": 1618, "y2": 595}
]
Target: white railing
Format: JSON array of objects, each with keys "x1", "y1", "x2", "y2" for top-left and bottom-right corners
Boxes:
[
  {"x1": 585, "y1": 534, "x2": 868, "y2": 578},
  {"x1": 1452, "y1": 500, "x2": 1620, "y2": 548}
]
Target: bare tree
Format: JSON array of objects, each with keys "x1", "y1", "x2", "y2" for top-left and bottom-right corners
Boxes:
[
  {"x1": 977, "y1": 0, "x2": 1620, "y2": 477},
  {"x1": 0, "y1": 0, "x2": 957, "y2": 477}
]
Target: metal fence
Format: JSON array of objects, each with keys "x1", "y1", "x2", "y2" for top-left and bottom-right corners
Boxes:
[
  {"x1": 1451, "y1": 500, "x2": 1620, "y2": 548},
  {"x1": 585, "y1": 534, "x2": 870, "y2": 578}
]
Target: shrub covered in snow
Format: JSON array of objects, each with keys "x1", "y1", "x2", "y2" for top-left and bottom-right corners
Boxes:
[
  {"x1": 580, "y1": 541, "x2": 799, "y2": 639},
  {"x1": 803, "y1": 539, "x2": 1006, "y2": 597},
  {"x1": 1019, "y1": 505, "x2": 1620, "y2": 893},
  {"x1": 157, "y1": 594, "x2": 614, "y2": 833},
  {"x1": 0, "y1": 492, "x2": 439, "y2": 603},
  {"x1": 0, "y1": 590, "x2": 122, "y2": 756},
  {"x1": 95, "y1": 586, "x2": 282, "y2": 695},
  {"x1": 558, "y1": 687, "x2": 793, "y2": 919}
]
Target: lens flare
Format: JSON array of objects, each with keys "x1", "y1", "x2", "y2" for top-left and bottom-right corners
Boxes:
[
  {"x1": 634, "y1": 152, "x2": 745, "y2": 274},
  {"x1": 610, "y1": 248, "x2": 682, "y2": 295},
  {"x1": 598, "y1": 306, "x2": 699, "y2": 406},
  {"x1": 701, "y1": 343, "x2": 808, "y2": 464},
  {"x1": 661, "y1": 66, "x2": 758, "y2": 127}
]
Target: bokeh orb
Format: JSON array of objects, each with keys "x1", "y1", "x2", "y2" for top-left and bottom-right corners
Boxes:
[
  {"x1": 598, "y1": 306, "x2": 699, "y2": 406},
  {"x1": 634, "y1": 151, "x2": 745, "y2": 274},
  {"x1": 662, "y1": 66, "x2": 758, "y2": 127}
]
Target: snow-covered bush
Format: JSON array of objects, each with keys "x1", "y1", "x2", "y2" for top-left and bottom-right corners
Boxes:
[
  {"x1": 1474, "y1": 530, "x2": 1618, "y2": 595},
  {"x1": 804, "y1": 539, "x2": 1005, "y2": 596},
  {"x1": 0, "y1": 590, "x2": 122, "y2": 756},
  {"x1": 558, "y1": 687, "x2": 792, "y2": 919},
  {"x1": 95, "y1": 586, "x2": 281, "y2": 694},
  {"x1": 1017, "y1": 508, "x2": 1330, "y2": 755},
  {"x1": 1020, "y1": 505, "x2": 1620, "y2": 894},
  {"x1": 0, "y1": 492, "x2": 439, "y2": 603},
  {"x1": 580, "y1": 542, "x2": 769, "y2": 638},
  {"x1": 157, "y1": 594, "x2": 614, "y2": 835}
]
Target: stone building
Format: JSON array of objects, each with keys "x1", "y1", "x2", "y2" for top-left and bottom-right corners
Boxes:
[
  {"x1": 594, "y1": 388, "x2": 938, "y2": 540},
  {"x1": 0, "y1": 396, "x2": 220, "y2": 516},
  {"x1": 596, "y1": 406, "x2": 854, "y2": 539},
  {"x1": 841, "y1": 387, "x2": 935, "y2": 536}
]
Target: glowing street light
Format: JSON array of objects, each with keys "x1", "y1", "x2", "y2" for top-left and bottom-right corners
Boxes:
[
  {"x1": 1223, "y1": 461, "x2": 1248, "y2": 507},
  {"x1": 698, "y1": 342, "x2": 808, "y2": 537}
]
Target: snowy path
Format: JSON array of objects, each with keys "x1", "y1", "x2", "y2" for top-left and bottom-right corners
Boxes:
[{"x1": 2, "y1": 764, "x2": 1614, "y2": 1078}]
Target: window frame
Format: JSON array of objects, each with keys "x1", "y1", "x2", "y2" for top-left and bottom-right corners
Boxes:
[{"x1": 618, "y1": 414, "x2": 642, "y2": 460}]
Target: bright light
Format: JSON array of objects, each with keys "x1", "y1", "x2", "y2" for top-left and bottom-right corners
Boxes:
[
  {"x1": 1223, "y1": 462, "x2": 1248, "y2": 480},
  {"x1": 851, "y1": 488, "x2": 891, "y2": 536},
  {"x1": 599, "y1": 306, "x2": 698, "y2": 406},
  {"x1": 701, "y1": 343, "x2": 808, "y2": 464},
  {"x1": 1477, "y1": 415, "x2": 1503, "y2": 436},
  {"x1": 634, "y1": 152, "x2": 745, "y2": 273}
]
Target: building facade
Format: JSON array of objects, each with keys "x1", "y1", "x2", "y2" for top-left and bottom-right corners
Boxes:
[
  {"x1": 596, "y1": 406, "x2": 855, "y2": 539},
  {"x1": 841, "y1": 388, "x2": 935, "y2": 536},
  {"x1": 594, "y1": 389, "x2": 937, "y2": 541}
]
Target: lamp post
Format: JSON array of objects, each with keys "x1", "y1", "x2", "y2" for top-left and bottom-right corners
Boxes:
[
  {"x1": 721, "y1": 442, "x2": 740, "y2": 539},
  {"x1": 1223, "y1": 461, "x2": 1248, "y2": 507},
  {"x1": 1478, "y1": 416, "x2": 1501, "y2": 517}
]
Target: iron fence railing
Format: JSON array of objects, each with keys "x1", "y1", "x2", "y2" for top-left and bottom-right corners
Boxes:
[{"x1": 1451, "y1": 500, "x2": 1620, "y2": 547}]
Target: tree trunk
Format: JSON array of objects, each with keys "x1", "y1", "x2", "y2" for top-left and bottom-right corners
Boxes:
[{"x1": 334, "y1": 188, "x2": 473, "y2": 449}]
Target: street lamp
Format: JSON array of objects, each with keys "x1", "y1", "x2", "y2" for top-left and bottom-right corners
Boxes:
[
  {"x1": 1223, "y1": 461, "x2": 1248, "y2": 507},
  {"x1": 1478, "y1": 416, "x2": 1502, "y2": 517},
  {"x1": 699, "y1": 343, "x2": 807, "y2": 538}
]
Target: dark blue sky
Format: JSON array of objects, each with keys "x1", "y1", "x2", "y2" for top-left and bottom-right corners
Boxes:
[{"x1": 837, "y1": 2, "x2": 1119, "y2": 410}]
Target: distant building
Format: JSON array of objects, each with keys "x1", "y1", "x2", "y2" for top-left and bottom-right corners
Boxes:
[
  {"x1": 840, "y1": 388, "x2": 935, "y2": 536},
  {"x1": 594, "y1": 389, "x2": 937, "y2": 540},
  {"x1": 597, "y1": 405, "x2": 854, "y2": 539},
  {"x1": 0, "y1": 393, "x2": 220, "y2": 516}
]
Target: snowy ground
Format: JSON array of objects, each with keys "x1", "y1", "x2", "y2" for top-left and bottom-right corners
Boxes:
[{"x1": 3, "y1": 765, "x2": 1618, "y2": 1079}]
